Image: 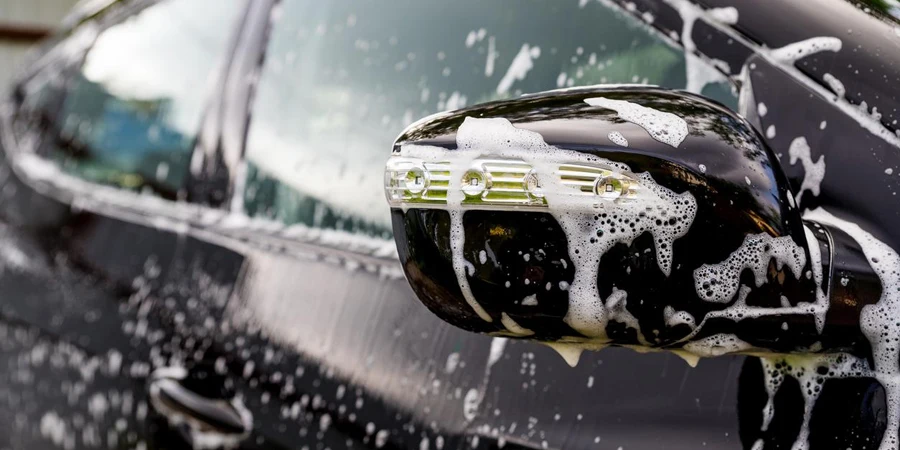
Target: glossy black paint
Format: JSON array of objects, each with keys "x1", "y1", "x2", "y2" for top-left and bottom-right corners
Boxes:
[
  {"x1": 391, "y1": 87, "x2": 863, "y2": 354},
  {"x1": 0, "y1": 1, "x2": 897, "y2": 450}
]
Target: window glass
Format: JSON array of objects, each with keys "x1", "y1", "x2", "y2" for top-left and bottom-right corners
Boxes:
[
  {"x1": 48, "y1": 0, "x2": 243, "y2": 199},
  {"x1": 244, "y1": 0, "x2": 737, "y2": 238}
]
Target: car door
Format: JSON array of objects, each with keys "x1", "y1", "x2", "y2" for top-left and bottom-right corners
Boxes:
[
  {"x1": 0, "y1": 0, "x2": 253, "y2": 448},
  {"x1": 212, "y1": 1, "x2": 748, "y2": 449}
]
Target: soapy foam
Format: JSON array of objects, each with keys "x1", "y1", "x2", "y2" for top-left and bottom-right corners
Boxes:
[
  {"x1": 449, "y1": 210, "x2": 493, "y2": 322},
  {"x1": 788, "y1": 137, "x2": 826, "y2": 205},
  {"x1": 684, "y1": 226, "x2": 828, "y2": 346},
  {"x1": 804, "y1": 207, "x2": 900, "y2": 450},
  {"x1": 822, "y1": 73, "x2": 845, "y2": 99},
  {"x1": 401, "y1": 116, "x2": 697, "y2": 336},
  {"x1": 608, "y1": 131, "x2": 629, "y2": 147},
  {"x1": 663, "y1": 305, "x2": 696, "y2": 328},
  {"x1": 682, "y1": 333, "x2": 753, "y2": 357},
  {"x1": 758, "y1": 353, "x2": 874, "y2": 450},
  {"x1": 585, "y1": 97, "x2": 689, "y2": 148},
  {"x1": 705, "y1": 6, "x2": 738, "y2": 24},
  {"x1": 559, "y1": 169, "x2": 696, "y2": 338},
  {"x1": 693, "y1": 233, "x2": 807, "y2": 304},
  {"x1": 605, "y1": 289, "x2": 650, "y2": 345},
  {"x1": 662, "y1": 0, "x2": 736, "y2": 95},
  {"x1": 769, "y1": 37, "x2": 843, "y2": 64},
  {"x1": 659, "y1": 0, "x2": 900, "y2": 152}
]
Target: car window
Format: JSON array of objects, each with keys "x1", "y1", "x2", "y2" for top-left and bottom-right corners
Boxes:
[
  {"x1": 43, "y1": 0, "x2": 244, "y2": 200},
  {"x1": 242, "y1": 0, "x2": 737, "y2": 238}
]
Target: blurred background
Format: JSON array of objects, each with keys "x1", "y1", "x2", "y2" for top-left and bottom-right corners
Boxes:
[{"x1": 0, "y1": 0, "x2": 79, "y2": 87}]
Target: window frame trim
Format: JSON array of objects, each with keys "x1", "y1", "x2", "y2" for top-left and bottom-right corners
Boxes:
[{"x1": 0, "y1": 0, "x2": 402, "y2": 270}]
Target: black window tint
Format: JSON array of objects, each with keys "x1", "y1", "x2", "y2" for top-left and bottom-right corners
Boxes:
[
  {"x1": 48, "y1": 0, "x2": 243, "y2": 199},
  {"x1": 243, "y1": 0, "x2": 737, "y2": 237}
]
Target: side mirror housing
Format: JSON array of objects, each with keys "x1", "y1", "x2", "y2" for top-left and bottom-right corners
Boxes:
[{"x1": 386, "y1": 86, "x2": 862, "y2": 361}]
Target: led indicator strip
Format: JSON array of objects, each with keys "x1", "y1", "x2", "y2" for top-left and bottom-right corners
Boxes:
[{"x1": 385, "y1": 156, "x2": 643, "y2": 210}]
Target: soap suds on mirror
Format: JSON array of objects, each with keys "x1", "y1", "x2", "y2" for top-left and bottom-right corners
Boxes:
[
  {"x1": 607, "y1": 131, "x2": 629, "y2": 147},
  {"x1": 693, "y1": 233, "x2": 807, "y2": 304},
  {"x1": 399, "y1": 116, "x2": 697, "y2": 335},
  {"x1": 584, "y1": 97, "x2": 689, "y2": 148}
]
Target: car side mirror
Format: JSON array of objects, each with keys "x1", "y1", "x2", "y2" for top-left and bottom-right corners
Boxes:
[{"x1": 385, "y1": 86, "x2": 870, "y2": 365}]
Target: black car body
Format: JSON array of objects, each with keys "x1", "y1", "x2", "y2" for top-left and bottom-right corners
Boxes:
[{"x1": 0, "y1": 0, "x2": 899, "y2": 449}]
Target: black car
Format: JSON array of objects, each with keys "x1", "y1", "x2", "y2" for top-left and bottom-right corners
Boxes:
[{"x1": 1, "y1": 0, "x2": 899, "y2": 449}]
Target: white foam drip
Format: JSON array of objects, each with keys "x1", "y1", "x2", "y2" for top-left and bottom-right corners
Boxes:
[
  {"x1": 561, "y1": 170, "x2": 696, "y2": 338},
  {"x1": 449, "y1": 210, "x2": 493, "y2": 322},
  {"x1": 608, "y1": 131, "x2": 629, "y2": 147},
  {"x1": 584, "y1": 97, "x2": 689, "y2": 148},
  {"x1": 822, "y1": 73, "x2": 845, "y2": 99},
  {"x1": 759, "y1": 358, "x2": 783, "y2": 433},
  {"x1": 544, "y1": 342, "x2": 586, "y2": 367},
  {"x1": 769, "y1": 37, "x2": 843, "y2": 64},
  {"x1": 671, "y1": 349, "x2": 700, "y2": 367},
  {"x1": 788, "y1": 137, "x2": 826, "y2": 205},
  {"x1": 694, "y1": 232, "x2": 807, "y2": 304},
  {"x1": 496, "y1": 44, "x2": 540, "y2": 95},
  {"x1": 500, "y1": 313, "x2": 534, "y2": 336},
  {"x1": 804, "y1": 207, "x2": 900, "y2": 450},
  {"x1": 400, "y1": 117, "x2": 697, "y2": 335}
]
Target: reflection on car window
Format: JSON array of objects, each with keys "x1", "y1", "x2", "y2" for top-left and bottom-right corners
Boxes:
[
  {"x1": 243, "y1": 0, "x2": 737, "y2": 237},
  {"x1": 48, "y1": 0, "x2": 243, "y2": 199}
]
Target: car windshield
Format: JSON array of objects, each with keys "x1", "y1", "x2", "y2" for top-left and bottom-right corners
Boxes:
[{"x1": 243, "y1": 0, "x2": 736, "y2": 238}]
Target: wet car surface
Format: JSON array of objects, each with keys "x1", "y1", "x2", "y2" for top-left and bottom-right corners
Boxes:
[{"x1": 0, "y1": 0, "x2": 899, "y2": 449}]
